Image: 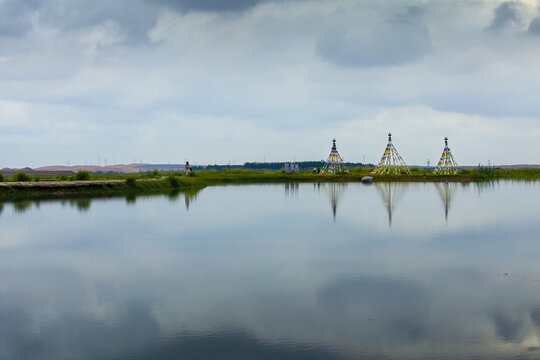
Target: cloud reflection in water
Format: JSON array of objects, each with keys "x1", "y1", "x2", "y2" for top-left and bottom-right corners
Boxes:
[{"x1": 0, "y1": 182, "x2": 539, "y2": 359}]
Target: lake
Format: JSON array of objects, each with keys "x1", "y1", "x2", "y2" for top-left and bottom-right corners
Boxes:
[{"x1": 0, "y1": 181, "x2": 539, "y2": 359}]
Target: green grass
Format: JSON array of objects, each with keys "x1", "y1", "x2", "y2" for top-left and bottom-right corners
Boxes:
[
  {"x1": 196, "y1": 170, "x2": 356, "y2": 184},
  {"x1": 0, "y1": 175, "x2": 204, "y2": 201},
  {"x1": 1, "y1": 168, "x2": 538, "y2": 201},
  {"x1": 491, "y1": 168, "x2": 540, "y2": 179}
]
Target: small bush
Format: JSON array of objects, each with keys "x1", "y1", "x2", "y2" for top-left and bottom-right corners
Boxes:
[
  {"x1": 14, "y1": 172, "x2": 31, "y2": 182},
  {"x1": 125, "y1": 176, "x2": 137, "y2": 188},
  {"x1": 187, "y1": 171, "x2": 196, "y2": 177},
  {"x1": 59, "y1": 175, "x2": 68, "y2": 181},
  {"x1": 0, "y1": 173, "x2": 4, "y2": 182},
  {"x1": 75, "y1": 170, "x2": 91, "y2": 181},
  {"x1": 168, "y1": 175, "x2": 180, "y2": 188},
  {"x1": 152, "y1": 169, "x2": 160, "y2": 178}
]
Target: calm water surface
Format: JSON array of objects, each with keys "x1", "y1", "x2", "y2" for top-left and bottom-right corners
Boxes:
[{"x1": 0, "y1": 181, "x2": 539, "y2": 359}]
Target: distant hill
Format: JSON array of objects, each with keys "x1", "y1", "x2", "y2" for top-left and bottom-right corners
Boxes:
[
  {"x1": 493, "y1": 164, "x2": 540, "y2": 169},
  {"x1": 35, "y1": 164, "x2": 146, "y2": 174},
  {"x1": 0, "y1": 167, "x2": 75, "y2": 176}
]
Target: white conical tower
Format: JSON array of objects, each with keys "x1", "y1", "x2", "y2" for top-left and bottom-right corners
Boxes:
[
  {"x1": 434, "y1": 137, "x2": 459, "y2": 175},
  {"x1": 371, "y1": 133, "x2": 410, "y2": 175},
  {"x1": 321, "y1": 139, "x2": 347, "y2": 174}
]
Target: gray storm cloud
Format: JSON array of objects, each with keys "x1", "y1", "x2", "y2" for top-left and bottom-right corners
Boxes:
[
  {"x1": 528, "y1": 16, "x2": 540, "y2": 34},
  {"x1": 0, "y1": 0, "x2": 269, "y2": 44},
  {"x1": 0, "y1": 0, "x2": 42, "y2": 36},
  {"x1": 155, "y1": 0, "x2": 272, "y2": 12},
  {"x1": 316, "y1": 5, "x2": 432, "y2": 67},
  {"x1": 488, "y1": 2, "x2": 522, "y2": 30}
]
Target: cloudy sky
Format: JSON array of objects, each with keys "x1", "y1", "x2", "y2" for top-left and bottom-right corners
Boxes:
[{"x1": 1, "y1": 0, "x2": 539, "y2": 167}]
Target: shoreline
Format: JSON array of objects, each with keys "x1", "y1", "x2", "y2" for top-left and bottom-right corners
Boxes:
[{"x1": 1, "y1": 171, "x2": 538, "y2": 201}]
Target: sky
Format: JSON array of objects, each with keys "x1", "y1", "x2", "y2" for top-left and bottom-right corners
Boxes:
[{"x1": 1, "y1": 0, "x2": 539, "y2": 168}]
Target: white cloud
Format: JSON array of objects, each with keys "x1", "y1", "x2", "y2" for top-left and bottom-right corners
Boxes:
[{"x1": 0, "y1": 0, "x2": 539, "y2": 167}]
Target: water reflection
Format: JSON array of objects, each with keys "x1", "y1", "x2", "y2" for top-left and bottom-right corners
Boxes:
[
  {"x1": 168, "y1": 189, "x2": 181, "y2": 201},
  {"x1": 325, "y1": 183, "x2": 346, "y2": 220},
  {"x1": 13, "y1": 200, "x2": 32, "y2": 214},
  {"x1": 114, "y1": 329, "x2": 343, "y2": 360},
  {"x1": 71, "y1": 198, "x2": 91, "y2": 211},
  {"x1": 317, "y1": 275, "x2": 430, "y2": 342},
  {"x1": 183, "y1": 189, "x2": 200, "y2": 210},
  {"x1": 1, "y1": 188, "x2": 203, "y2": 216},
  {"x1": 490, "y1": 309, "x2": 525, "y2": 342},
  {"x1": 374, "y1": 182, "x2": 409, "y2": 225},
  {"x1": 125, "y1": 192, "x2": 137, "y2": 205},
  {"x1": 475, "y1": 180, "x2": 497, "y2": 195},
  {"x1": 284, "y1": 183, "x2": 299, "y2": 198},
  {"x1": 0, "y1": 182, "x2": 539, "y2": 359},
  {"x1": 434, "y1": 182, "x2": 456, "y2": 221},
  {"x1": 0, "y1": 300, "x2": 344, "y2": 360}
]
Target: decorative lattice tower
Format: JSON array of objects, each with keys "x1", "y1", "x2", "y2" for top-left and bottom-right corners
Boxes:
[
  {"x1": 371, "y1": 133, "x2": 410, "y2": 175},
  {"x1": 434, "y1": 137, "x2": 459, "y2": 175},
  {"x1": 321, "y1": 139, "x2": 347, "y2": 174}
]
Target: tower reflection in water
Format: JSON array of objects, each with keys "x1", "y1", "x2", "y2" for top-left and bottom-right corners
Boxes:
[
  {"x1": 326, "y1": 182, "x2": 347, "y2": 221},
  {"x1": 434, "y1": 181, "x2": 456, "y2": 221},
  {"x1": 374, "y1": 182, "x2": 409, "y2": 226}
]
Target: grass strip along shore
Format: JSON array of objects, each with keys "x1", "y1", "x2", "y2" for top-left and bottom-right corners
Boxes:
[{"x1": 0, "y1": 168, "x2": 539, "y2": 201}]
